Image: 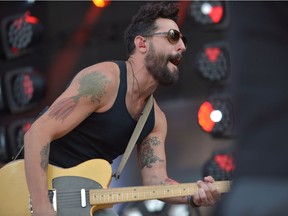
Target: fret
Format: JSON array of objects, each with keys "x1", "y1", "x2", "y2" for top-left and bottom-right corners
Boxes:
[{"x1": 90, "y1": 180, "x2": 231, "y2": 205}]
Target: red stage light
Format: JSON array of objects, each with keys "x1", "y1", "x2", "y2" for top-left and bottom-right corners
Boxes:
[
  {"x1": 209, "y1": 5, "x2": 223, "y2": 24},
  {"x1": 196, "y1": 42, "x2": 230, "y2": 82},
  {"x1": 205, "y1": 47, "x2": 221, "y2": 62},
  {"x1": 198, "y1": 97, "x2": 234, "y2": 138},
  {"x1": 214, "y1": 154, "x2": 235, "y2": 173},
  {"x1": 0, "y1": 11, "x2": 43, "y2": 59},
  {"x1": 24, "y1": 11, "x2": 39, "y2": 25},
  {"x1": 203, "y1": 149, "x2": 235, "y2": 181},
  {"x1": 1, "y1": 67, "x2": 46, "y2": 114},
  {"x1": 190, "y1": 1, "x2": 228, "y2": 29},
  {"x1": 6, "y1": 118, "x2": 34, "y2": 161},
  {"x1": 22, "y1": 122, "x2": 31, "y2": 133},
  {"x1": 13, "y1": 73, "x2": 34, "y2": 106},
  {"x1": 92, "y1": 0, "x2": 110, "y2": 8},
  {"x1": 198, "y1": 101, "x2": 215, "y2": 133}
]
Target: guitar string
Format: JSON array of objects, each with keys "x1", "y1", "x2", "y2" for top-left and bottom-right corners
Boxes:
[
  {"x1": 53, "y1": 181, "x2": 216, "y2": 202},
  {"x1": 54, "y1": 188, "x2": 192, "y2": 207}
]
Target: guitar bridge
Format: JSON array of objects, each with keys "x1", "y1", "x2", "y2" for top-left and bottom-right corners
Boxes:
[{"x1": 29, "y1": 190, "x2": 57, "y2": 213}]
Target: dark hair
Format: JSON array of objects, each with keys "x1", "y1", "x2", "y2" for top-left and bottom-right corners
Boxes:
[{"x1": 124, "y1": 2, "x2": 179, "y2": 56}]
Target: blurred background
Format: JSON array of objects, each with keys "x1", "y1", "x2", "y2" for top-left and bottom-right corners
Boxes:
[{"x1": 0, "y1": 1, "x2": 235, "y2": 215}]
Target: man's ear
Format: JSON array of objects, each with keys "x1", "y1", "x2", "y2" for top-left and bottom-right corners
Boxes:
[{"x1": 134, "y1": 36, "x2": 147, "y2": 52}]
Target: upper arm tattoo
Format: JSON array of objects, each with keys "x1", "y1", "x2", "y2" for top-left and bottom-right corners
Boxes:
[
  {"x1": 48, "y1": 72, "x2": 111, "y2": 122},
  {"x1": 138, "y1": 136, "x2": 164, "y2": 169},
  {"x1": 40, "y1": 143, "x2": 50, "y2": 172}
]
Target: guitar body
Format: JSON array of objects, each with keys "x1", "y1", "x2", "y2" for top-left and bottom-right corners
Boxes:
[
  {"x1": 0, "y1": 159, "x2": 113, "y2": 216},
  {"x1": 0, "y1": 159, "x2": 231, "y2": 216}
]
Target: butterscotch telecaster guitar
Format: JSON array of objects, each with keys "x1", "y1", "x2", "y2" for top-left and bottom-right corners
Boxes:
[{"x1": 0, "y1": 159, "x2": 231, "y2": 216}]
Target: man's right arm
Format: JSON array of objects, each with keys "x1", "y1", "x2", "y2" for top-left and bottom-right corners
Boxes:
[
  {"x1": 24, "y1": 124, "x2": 56, "y2": 216},
  {"x1": 24, "y1": 63, "x2": 117, "y2": 215}
]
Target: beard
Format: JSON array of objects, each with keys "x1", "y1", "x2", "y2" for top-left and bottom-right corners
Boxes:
[{"x1": 145, "y1": 44, "x2": 180, "y2": 86}]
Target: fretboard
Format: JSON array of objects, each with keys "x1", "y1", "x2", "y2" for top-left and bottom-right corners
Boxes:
[{"x1": 89, "y1": 180, "x2": 231, "y2": 205}]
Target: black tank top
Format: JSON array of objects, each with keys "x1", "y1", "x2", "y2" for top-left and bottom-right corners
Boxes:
[{"x1": 49, "y1": 61, "x2": 155, "y2": 168}]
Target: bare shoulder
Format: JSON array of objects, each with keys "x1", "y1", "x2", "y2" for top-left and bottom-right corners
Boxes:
[
  {"x1": 78, "y1": 61, "x2": 120, "y2": 82},
  {"x1": 70, "y1": 61, "x2": 121, "y2": 100}
]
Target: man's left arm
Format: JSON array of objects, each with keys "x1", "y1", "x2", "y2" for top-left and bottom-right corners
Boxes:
[{"x1": 137, "y1": 101, "x2": 220, "y2": 207}]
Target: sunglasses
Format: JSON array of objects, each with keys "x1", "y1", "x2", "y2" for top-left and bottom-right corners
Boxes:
[{"x1": 142, "y1": 29, "x2": 187, "y2": 48}]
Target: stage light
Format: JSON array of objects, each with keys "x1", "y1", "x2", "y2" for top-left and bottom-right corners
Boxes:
[
  {"x1": 144, "y1": 200, "x2": 165, "y2": 213},
  {"x1": 203, "y1": 149, "x2": 235, "y2": 181},
  {"x1": 7, "y1": 118, "x2": 33, "y2": 160},
  {"x1": 196, "y1": 42, "x2": 230, "y2": 82},
  {"x1": 190, "y1": 1, "x2": 228, "y2": 29},
  {"x1": 1, "y1": 67, "x2": 46, "y2": 114},
  {"x1": 123, "y1": 208, "x2": 143, "y2": 216},
  {"x1": 0, "y1": 126, "x2": 9, "y2": 163},
  {"x1": 92, "y1": 0, "x2": 111, "y2": 8},
  {"x1": 198, "y1": 96, "x2": 234, "y2": 138},
  {"x1": 121, "y1": 200, "x2": 192, "y2": 216},
  {"x1": 1, "y1": 11, "x2": 44, "y2": 59},
  {"x1": 210, "y1": 110, "x2": 222, "y2": 122},
  {"x1": 198, "y1": 101, "x2": 215, "y2": 133}
]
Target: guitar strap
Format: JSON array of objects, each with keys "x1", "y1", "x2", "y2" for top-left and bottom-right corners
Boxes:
[{"x1": 113, "y1": 95, "x2": 154, "y2": 180}]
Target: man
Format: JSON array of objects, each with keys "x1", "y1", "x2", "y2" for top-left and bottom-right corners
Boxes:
[{"x1": 24, "y1": 2, "x2": 220, "y2": 216}]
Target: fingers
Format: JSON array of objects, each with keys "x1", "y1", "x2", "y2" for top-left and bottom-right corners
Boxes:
[
  {"x1": 204, "y1": 175, "x2": 215, "y2": 183},
  {"x1": 193, "y1": 187, "x2": 206, "y2": 206},
  {"x1": 193, "y1": 176, "x2": 221, "y2": 206}
]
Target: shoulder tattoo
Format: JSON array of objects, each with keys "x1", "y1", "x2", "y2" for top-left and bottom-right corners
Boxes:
[{"x1": 48, "y1": 72, "x2": 111, "y2": 122}]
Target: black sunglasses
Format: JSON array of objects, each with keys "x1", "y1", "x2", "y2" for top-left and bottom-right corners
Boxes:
[{"x1": 142, "y1": 29, "x2": 187, "y2": 48}]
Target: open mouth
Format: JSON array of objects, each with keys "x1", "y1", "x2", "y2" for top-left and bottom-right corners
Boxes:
[{"x1": 169, "y1": 58, "x2": 181, "y2": 67}]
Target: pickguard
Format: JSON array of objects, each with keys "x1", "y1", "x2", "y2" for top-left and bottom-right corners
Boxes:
[{"x1": 53, "y1": 176, "x2": 102, "y2": 216}]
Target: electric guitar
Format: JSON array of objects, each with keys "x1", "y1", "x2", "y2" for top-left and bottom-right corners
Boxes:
[{"x1": 0, "y1": 159, "x2": 231, "y2": 216}]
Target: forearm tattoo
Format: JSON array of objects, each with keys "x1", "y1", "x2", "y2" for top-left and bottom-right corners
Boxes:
[
  {"x1": 48, "y1": 72, "x2": 111, "y2": 122},
  {"x1": 138, "y1": 136, "x2": 164, "y2": 169},
  {"x1": 40, "y1": 143, "x2": 50, "y2": 172}
]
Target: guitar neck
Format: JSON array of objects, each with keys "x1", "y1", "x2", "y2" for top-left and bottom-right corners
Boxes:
[{"x1": 89, "y1": 180, "x2": 231, "y2": 205}]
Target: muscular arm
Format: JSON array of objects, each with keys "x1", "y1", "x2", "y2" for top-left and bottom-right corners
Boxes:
[
  {"x1": 24, "y1": 63, "x2": 117, "y2": 215},
  {"x1": 137, "y1": 102, "x2": 187, "y2": 204},
  {"x1": 137, "y1": 101, "x2": 220, "y2": 206},
  {"x1": 137, "y1": 136, "x2": 187, "y2": 204}
]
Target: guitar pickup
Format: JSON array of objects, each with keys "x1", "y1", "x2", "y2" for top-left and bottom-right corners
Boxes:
[
  {"x1": 49, "y1": 190, "x2": 57, "y2": 211},
  {"x1": 80, "y1": 188, "x2": 87, "y2": 207},
  {"x1": 29, "y1": 190, "x2": 57, "y2": 213}
]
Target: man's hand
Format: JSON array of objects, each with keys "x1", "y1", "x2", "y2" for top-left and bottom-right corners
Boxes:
[{"x1": 192, "y1": 176, "x2": 221, "y2": 207}]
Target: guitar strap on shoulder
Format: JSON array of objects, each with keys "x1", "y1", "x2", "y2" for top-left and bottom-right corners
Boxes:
[{"x1": 113, "y1": 95, "x2": 154, "y2": 180}]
